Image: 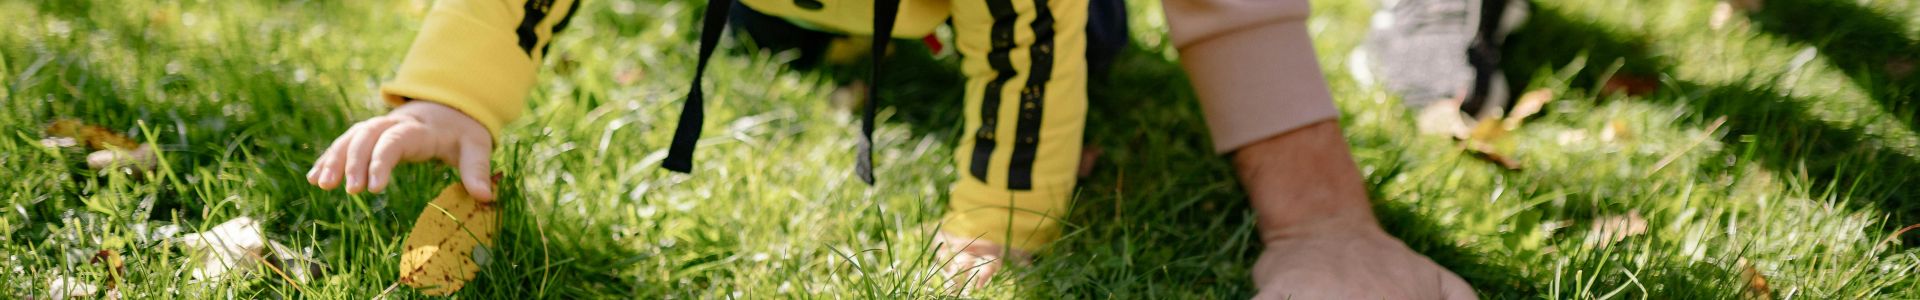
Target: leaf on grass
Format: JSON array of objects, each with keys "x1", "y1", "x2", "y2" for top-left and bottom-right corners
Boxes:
[
  {"x1": 1078, "y1": 145, "x2": 1103, "y2": 178},
  {"x1": 398, "y1": 183, "x2": 500, "y2": 296},
  {"x1": 1468, "y1": 115, "x2": 1508, "y2": 143},
  {"x1": 267, "y1": 241, "x2": 325, "y2": 284},
  {"x1": 1583, "y1": 211, "x2": 1648, "y2": 248},
  {"x1": 45, "y1": 275, "x2": 102, "y2": 299},
  {"x1": 1888, "y1": 57, "x2": 1915, "y2": 80},
  {"x1": 44, "y1": 119, "x2": 141, "y2": 151},
  {"x1": 1464, "y1": 141, "x2": 1523, "y2": 170},
  {"x1": 89, "y1": 249, "x2": 126, "y2": 291},
  {"x1": 1415, "y1": 100, "x2": 1473, "y2": 138},
  {"x1": 176, "y1": 217, "x2": 268, "y2": 281},
  {"x1": 85, "y1": 144, "x2": 159, "y2": 175},
  {"x1": 1503, "y1": 89, "x2": 1556, "y2": 130},
  {"x1": 1738, "y1": 258, "x2": 1772, "y2": 300},
  {"x1": 1600, "y1": 74, "x2": 1659, "y2": 97},
  {"x1": 43, "y1": 119, "x2": 159, "y2": 175}
]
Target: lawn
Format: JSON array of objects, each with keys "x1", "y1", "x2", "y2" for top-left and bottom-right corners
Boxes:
[{"x1": 3, "y1": 0, "x2": 1919, "y2": 298}]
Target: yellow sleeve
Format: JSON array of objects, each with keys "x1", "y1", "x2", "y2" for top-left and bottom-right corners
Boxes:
[
  {"x1": 380, "y1": 0, "x2": 582, "y2": 136},
  {"x1": 943, "y1": 0, "x2": 1089, "y2": 252}
]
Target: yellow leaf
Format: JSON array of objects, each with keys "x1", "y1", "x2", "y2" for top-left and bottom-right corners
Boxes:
[
  {"x1": 1468, "y1": 115, "x2": 1508, "y2": 143},
  {"x1": 1502, "y1": 89, "x2": 1555, "y2": 130},
  {"x1": 398, "y1": 184, "x2": 499, "y2": 296}
]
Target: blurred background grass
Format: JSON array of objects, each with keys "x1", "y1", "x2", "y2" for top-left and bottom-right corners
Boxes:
[{"x1": 2, "y1": 0, "x2": 1918, "y2": 298}]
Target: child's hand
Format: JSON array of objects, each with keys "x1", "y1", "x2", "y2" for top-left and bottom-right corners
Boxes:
[{"x1": 307, "y1": 101, "x2": 496, "y2": 200}]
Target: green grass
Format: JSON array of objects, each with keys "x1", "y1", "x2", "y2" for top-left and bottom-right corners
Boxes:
[{"x1": 3, "y1": 0, "x2": 1919, "y2": 298}]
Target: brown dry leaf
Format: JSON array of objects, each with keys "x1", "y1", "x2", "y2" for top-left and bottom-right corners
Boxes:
[
  {"x1": 1738, "y1": 258, "x2": 1773, "y2": 300},
  {"x1": 398, "y1": 183, "x2": 500, "y2": 296},
  {"x1": 44, "y1": 119, "x2": 141, "y2": 151},
  {"x1": 1078, "y1": 145, "x2": 1104, "y2": 178},
  {"x1": 1888, "y1": 57, "x2": 1915, "y2": 80},
  {"x1": 1503, "y1": 89, "x2": 1556, "y2": 130},
  {"x1": 1584, "y1": 211, "x2": 1648, "y2": 248},
  {"x1": 89, "y1": 249, "x2": 126, "y2": 291},
  {"x1": 1601, "y1": 74, "x2": 1659, "y2": 97},
  {"x1": 45, "y1": 119, "x2": 159, "y2": 175}
]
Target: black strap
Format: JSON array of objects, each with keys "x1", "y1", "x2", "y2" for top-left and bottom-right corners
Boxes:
[
  {"x1": 1463, "y1": 0, "x2": 1507, "y2": 112},
  {"x1": 857, "y1": 0, "x2": 899, "y2": 184},
  {"x1": 670, "y1": 0, "x2": 891, "y2": 185},
  {"x1": 664, "y1": 0, "x2": 735, "y2": 173}
]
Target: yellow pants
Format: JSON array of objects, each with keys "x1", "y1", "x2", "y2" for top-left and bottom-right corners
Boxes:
[
  {"x1": 742, "y1": 0, "x2": 1092, "y2": 251},
  {"x1": 941, "y1": 0, "x2": 1089, "y2": 251}
]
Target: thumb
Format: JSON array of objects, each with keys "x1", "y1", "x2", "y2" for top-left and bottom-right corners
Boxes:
[{"x1": 457, "y1": 139, "x2": 496, "y2": 201}]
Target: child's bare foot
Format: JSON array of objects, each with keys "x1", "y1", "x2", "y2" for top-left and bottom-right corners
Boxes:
[
  {"x1": 932, "y1": 231, "x2": 1030, "y2": 295},
  {"x1": 1250, "y1": 219, "x2": 1475, "y2": 299}
]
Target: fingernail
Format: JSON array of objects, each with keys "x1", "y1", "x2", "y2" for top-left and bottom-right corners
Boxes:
[
  {"x1": 347, "y1": 175, "x2": 362, "y2": 191},
  {"x1": 369, "y1": 177, "x2": 386, "y2": 193},
  {"x1": 319, "y1": 169, "x2": 336, "y2": 187}
]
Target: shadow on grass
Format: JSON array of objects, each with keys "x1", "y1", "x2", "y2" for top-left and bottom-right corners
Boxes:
[
  {"x1": 1501, "y1": 4, "x2": 1920, "y2": 243},
  {"x1": 1747, "y1": 0, "x2": 1920, "y2": 129}
]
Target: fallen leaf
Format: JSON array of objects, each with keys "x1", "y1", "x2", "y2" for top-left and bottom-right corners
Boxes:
[
  {"x1": 1600, "y1": 74, "x2": 1659, "y2": 97},
  {"x1": 89, "y1": 249, "x2": 126, "y2": 291},
  {"x1": 44, "y1": 119, "x2": 159, "y2": 175},
  {"x1": 44, "y1": 119, "x2": 141, "y2": 151},
  {"x1": 1888, "y1": 57, "x2": 1914, "y2": 80},
  {"x1": 1584, "y1": 211, "x2": 1648, "y2": 248},
  {"x1": 1738, "y1": 258, "x2": 1772, "y2": 300},
  {"x1": 1077, "y1": 145, "x2": 1103, "y2": 178},
  {"x1": 398, "y1": 183, "x2": 500, "y2": 296},
  {"x1": 86, "y1": 144, "x2": 159, "y2": 175},
  {"x1": 46, "y1": 276, "x2": 99, "y2": 299},
  {"x1": 1415, "y1": 99, "x2": 1472, "y2": 138},
  {"x1": 1503, "y1": 89, "x2": 1556, "y2": 130},
  {"x1": 1468, "y1": 115, "x2": 1509, "y2": 143},
  {"x1": 267, "y1": 241, "x2": 325, "y2": 284},
  {"x1": 176, "y1": 217, "x2": 268, "y2": 281},
  {"x1": 1464, "y1": 141, "x2": 1523, "y2": 170}
]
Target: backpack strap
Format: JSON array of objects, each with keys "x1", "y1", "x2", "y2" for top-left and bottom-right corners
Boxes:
[
  {"x1": 1463, "y1": 0, "x2": 1508, "y2": 112},
  {"x1": 669, "y1": 0, "x2": 894, "y2": 186},
  {"x1": 857, "y1": 0, "x2": 901, "y2": 184},
  {"x1": 663, "y1": 0, "x2": 736, "y2": 173}
]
